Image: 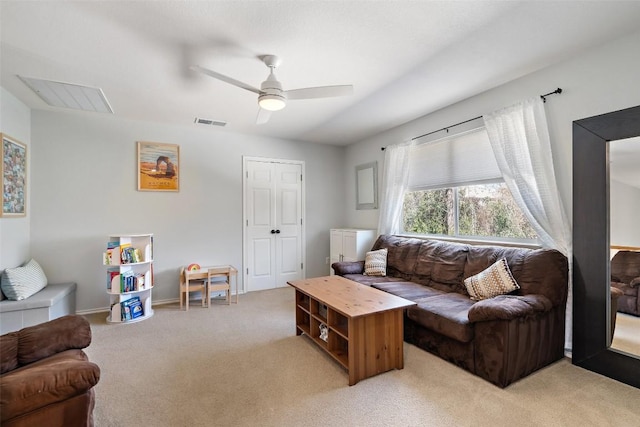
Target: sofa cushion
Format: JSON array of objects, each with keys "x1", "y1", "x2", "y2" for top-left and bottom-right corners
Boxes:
[
  {"x1": 464, "y1": 258, "x2": 520, "y2": 301},
  {"x1": 364, "y1": 248, "x2": 387, "y2": 276},
  {"x1": 371, "y1": 235, "x2": 423, "y2": 280},
  {"x1": 406, "y1": 293, "x2": 476, "y2": 343},
  {"x1": 611, "y1": 250, "x2": 640, "y2": 284},
  {"x1": 0, "y1": 332, "x2": 18, "y2": 374},
  {"x1": 0, "y1": 349, "x2": 100, "y2": 423},
  {"x1": 372, "y1": 281, "x2": 446, "y2": 301},
  {"x1": 611, "y1": 281, "x2": 638, "y2": 297},
  {"x1": 1, "y1": 259, "x2": 48, "y2": 301},
  {"x1": 410, "y1": 240, "x2": 469, "y2": 293},
  {"x1": 343, "y1": 274, "x2": 404, "y2": 287},
  {"x1": 18, "y1": 315, "x2": 92, "y2": 366},
  {"x1": 468, "y1": 294, "x2": 552, "y2": 322},
  {"x1": 332, "y1": 261, "x2": 365, "y2": 276}
]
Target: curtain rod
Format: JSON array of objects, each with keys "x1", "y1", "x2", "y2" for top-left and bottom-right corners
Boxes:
[{"x1": 381, "y1": 88, "x2": 562, "y2": 151}]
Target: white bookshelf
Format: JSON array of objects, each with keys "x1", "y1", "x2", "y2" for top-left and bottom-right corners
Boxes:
[{"x1": 103, "y1": 234, "x2": 154, "y2": 323}]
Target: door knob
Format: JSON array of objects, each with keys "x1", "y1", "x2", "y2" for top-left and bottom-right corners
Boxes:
[
  {"x1": 275, "y1": 229, "x2": 281, "y2": 234},
  {"x1": 270, "y1": 230, "x2": 276, "y2": 234}
]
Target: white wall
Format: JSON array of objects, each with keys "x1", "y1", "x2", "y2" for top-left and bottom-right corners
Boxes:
[
  {"x1": 0, "y1": 87, "x2": 30, "y2": 270},
  {"x1": 611, "y1": 179, "x2": 640, "y2": 247},
  {"x1": 344, "y1": 30, "x2": 640, "y2": 231},
  {"x1": 29, "y1": 110, "x2": 345, "y2": 312}
]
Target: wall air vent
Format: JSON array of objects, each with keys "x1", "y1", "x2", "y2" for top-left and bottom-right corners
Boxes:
[
  {"x1": 18, "y1": 76, "x2": 113, "y2": 114},
  {"x1": 194, "y1": 117, "x2": 227, "y2": 127}
]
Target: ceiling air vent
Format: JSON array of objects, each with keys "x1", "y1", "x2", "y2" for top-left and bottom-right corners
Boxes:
[
  {"x1": 18, "y1": 76, "x2": 113, "y2": 113},
  {"x1": 194, "y1": 117, "x2": 227, "y2": 127}
]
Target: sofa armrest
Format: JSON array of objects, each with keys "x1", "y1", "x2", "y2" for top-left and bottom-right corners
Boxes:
[
  {"x1": 0, "y1": 354, "x2": 100, "y2": 423},
  {"x1": 331, "y1": 261, "x2": 365, "y2": 276},
  {"x1": 17, "y1": 315, "x2": 92, "y2": 366},
  {"x1": 468, "y1": 294, "x2": 553, "y2": 323}
]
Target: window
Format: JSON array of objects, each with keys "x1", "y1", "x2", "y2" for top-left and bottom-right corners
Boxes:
[
  {"x1": 401, "y1": 127, "x2": 537, "y2": 242},
  {"x1": 403, "y1": 183, "x2": 537, "y2": 240}
]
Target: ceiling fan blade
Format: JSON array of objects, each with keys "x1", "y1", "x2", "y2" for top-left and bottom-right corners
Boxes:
[
  {"x1": 284, "y1": 85, "x2": 353, "y2": 100},
  {"x1": 256, "y1": 107, "x2": 272, "y2": 125},
  {"x1": 191, "y1": 65, "x2": 261, "y2": 95}
]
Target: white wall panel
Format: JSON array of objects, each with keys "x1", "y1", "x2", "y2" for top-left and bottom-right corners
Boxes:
[
  {"x1": 345, "y1": 30, "x2": 640, "y2": 231},
  {"x1": 27, "y1": 110, "x2": 344, "y2": 311}
]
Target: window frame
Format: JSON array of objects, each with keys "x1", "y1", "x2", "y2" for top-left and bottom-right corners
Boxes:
[{"x1": 401, "y1": 179, "x2": 540, "y2": 246}]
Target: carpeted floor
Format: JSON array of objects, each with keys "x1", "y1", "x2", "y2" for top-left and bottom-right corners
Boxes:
[{"x1": 84, "y1": 287, "x2": 640, "y2": 427}]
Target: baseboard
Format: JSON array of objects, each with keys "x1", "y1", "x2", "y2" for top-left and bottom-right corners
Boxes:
[{"x1": 75, "y1": 292, "x2": 245, "y2": 316}]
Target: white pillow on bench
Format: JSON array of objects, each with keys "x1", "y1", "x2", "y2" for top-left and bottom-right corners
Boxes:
[{"x1": 1, "y1": 259, "x2": 48, "y2": 301}]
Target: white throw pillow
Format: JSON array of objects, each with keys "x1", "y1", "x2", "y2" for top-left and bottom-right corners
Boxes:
[
  {"x1": 0, "y1": 259, "x2": 48, "y2": 301},
  {"x1": 464, "y1": 258, "x2": 520, "y2": 301},
  {"x1": 364, "y1": 248, "x2": 388, "y2": 276}
]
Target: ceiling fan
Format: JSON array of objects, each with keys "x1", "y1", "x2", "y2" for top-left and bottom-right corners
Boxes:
[{"x1": 191, "y1": 55, "x2": 353, "y2": 124}]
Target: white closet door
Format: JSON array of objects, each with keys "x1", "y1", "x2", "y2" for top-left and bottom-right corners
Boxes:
[
  {"x1": 246, "y1": 160, "x2": 276, "y2": 291},
  {"x1": 245, "y1": 159, "x2": 303, "y2": 291},
  {"x1": 275, "y1": 163, "x2": 302, "y2": 287}
]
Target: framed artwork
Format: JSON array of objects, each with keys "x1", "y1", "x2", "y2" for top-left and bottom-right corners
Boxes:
[
  {"x1": 1, "y1": 133, "x2": 27, "y2": 217},
  {"x1": 137, "y1": 141, "x2": 179, "y2": 192}
]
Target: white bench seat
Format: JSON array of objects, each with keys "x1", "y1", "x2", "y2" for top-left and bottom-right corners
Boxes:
[{"x1": 0, "y1": 282, "x2": 76, "y2": 334}]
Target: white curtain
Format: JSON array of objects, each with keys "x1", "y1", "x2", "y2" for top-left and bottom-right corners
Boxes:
[
  {"x1": 483, "y1": 97, "x2": 573, "y2": 351},
  {"x1": 377, "y1": 140, "x2": 415, "y2": 236}
]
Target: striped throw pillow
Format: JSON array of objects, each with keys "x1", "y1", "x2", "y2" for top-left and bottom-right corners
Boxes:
[
  {"x1": 364, "y1": 248, "x2": 388, "y2": 276},
  {"x1": 464, "y1": 258, "x2": 520, "y2": 301},
  {"x1": 1, "y1": 259, "x2": 48, "y2": 301}
]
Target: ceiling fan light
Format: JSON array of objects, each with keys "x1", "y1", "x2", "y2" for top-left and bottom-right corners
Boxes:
[{"x1": 259, "y1": 94, "x2": 286, "y2": 111}]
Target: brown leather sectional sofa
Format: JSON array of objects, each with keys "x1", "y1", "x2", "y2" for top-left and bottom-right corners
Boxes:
[
  {"x1": 332, "y1": 234, "x2": 568, "y2": 387},
  {"x1": 0, "y1": 315, "x2": 100, "y2": 427}
]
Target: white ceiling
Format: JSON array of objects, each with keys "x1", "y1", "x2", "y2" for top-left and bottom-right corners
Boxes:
[{"x1": 2, "y1": 1, "x2": 640, "y2": 146}]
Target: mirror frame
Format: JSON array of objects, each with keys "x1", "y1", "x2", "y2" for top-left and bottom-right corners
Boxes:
[
  {"x1": 572, "y1": 104, "x2": 640, "y2": 389},
  {"x1": 356, "y1": 161, "x2": 378, "y2": 210}
]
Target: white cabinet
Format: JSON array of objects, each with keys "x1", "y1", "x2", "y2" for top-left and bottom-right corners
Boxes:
[
  {"x1": 103, "y1": 234, "x2": 154, "y2": 323},
  {"x1": 329, "y1": 229, "x2": 376, "y2": 275}
]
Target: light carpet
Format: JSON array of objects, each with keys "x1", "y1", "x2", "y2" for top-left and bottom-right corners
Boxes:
[{"x1": 84, "y1": 287, "x2": 640, "y2": 427}]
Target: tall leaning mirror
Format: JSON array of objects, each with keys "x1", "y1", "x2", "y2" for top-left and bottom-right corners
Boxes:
[
  {"x1": 609, "y1": 137, "x2": 640, "y2": 357},
  {"x1": 573, "y1": 105, "x2": 640, "y2": 389}
]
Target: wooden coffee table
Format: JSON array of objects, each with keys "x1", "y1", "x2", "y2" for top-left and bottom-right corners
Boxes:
[{"x1": 288, "y1": 275, "x2": 416, "y2": 385}]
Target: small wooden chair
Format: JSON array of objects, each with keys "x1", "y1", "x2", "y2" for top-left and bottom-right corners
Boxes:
[
  {"x1": 205, "y1": 267, "x2": 231, "y2": 306},
  {"x1": 179, "y1": 267, "x2": 207, "y2": 310}
]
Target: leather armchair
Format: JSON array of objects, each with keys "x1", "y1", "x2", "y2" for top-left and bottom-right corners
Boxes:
[
  {"x1": 0, "y1": 315, "x2": 100, "y2": 427},
  {"x1": 610, "y1": 250, "x2": 640, "y2": 316}
]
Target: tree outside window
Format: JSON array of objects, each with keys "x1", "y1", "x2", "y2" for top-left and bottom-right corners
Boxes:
[{"x1": 402, "y1": 183, "x2": 536, "y2": 241}]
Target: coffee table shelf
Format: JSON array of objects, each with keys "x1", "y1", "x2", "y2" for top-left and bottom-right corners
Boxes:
[{"x1": 289, "y1": 276, "x2": 415, "y2": 385}]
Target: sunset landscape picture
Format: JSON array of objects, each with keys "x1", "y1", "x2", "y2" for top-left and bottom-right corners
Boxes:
[{"x1": 137, "y1": 141, "x2": 179, "y2": 191}]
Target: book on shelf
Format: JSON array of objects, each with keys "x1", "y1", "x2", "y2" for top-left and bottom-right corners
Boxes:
[
  {"x1": 134, "y1": 273, "x2": 145, "y2": 290},
  {"x1": 107, "y1": 268, "x2": 119, "y2": 290},
  {"x1": 119, "y1": 245, "x2": 142, "y2": 264},
  {"x1": 119, "y1": 243, "x2": 132, "y2": 263},
  {"x1": 120, "y1": 271, "x2": 133, "y2": 292},
  {"x1": 120, "y1": 296, "x2": 143, "y2": 321},
  {"x1": 130, "y1": 300, "x2": 144, "y2": 319},
  {"x1": 104, "y1": 242, "x2": 121, "y2": 265},
  {"x1": 118, "y1": 271, "x2": 147, "y2": 292}
]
